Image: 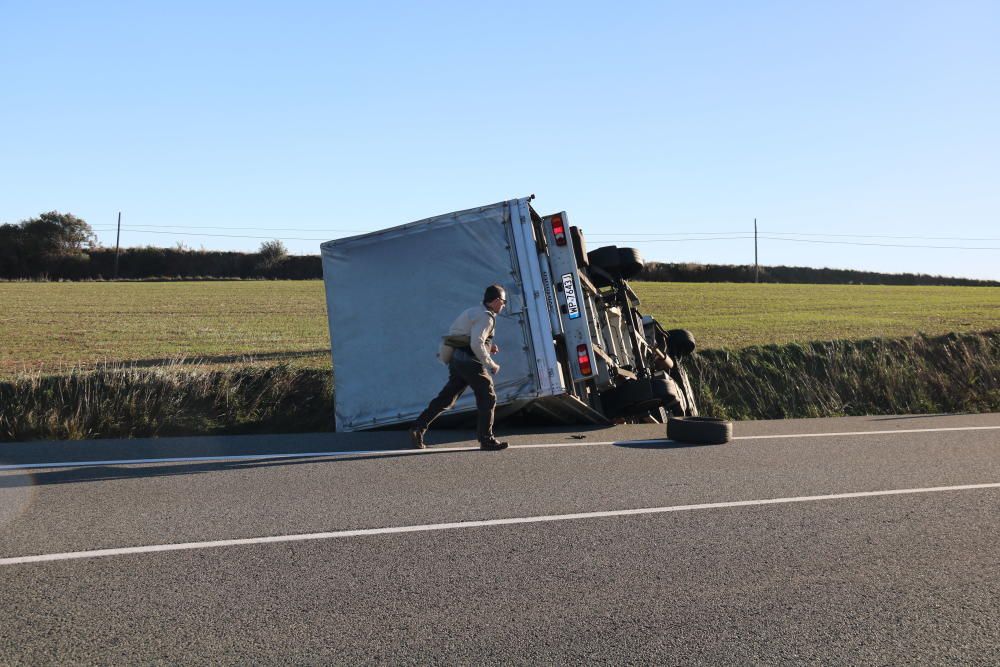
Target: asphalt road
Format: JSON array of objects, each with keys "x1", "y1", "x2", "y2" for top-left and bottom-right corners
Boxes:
[{"x1": 1, "y1": 414, "x2": 999, "y2": 664}]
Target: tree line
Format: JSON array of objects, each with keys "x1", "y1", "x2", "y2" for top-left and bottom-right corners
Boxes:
[
  {"x1": 2, "y1": 211, "x2": 997, "y2": 286},
  {"x1": 0, "y1": 212, "x2": 318, "y2": 280},
  {"x1": 637, "y1": 262, "x2": 1000, "y2": 287}
]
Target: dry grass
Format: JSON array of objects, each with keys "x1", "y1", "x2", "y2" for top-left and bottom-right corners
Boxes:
[
  {"x1": 0, "y1": 362, "x2": 332, "y2": 441},
  {"x1": 689, "y1": 330, "x2": 1000, "y2": 420},
  {"x1": 2, "y1": 332, "x2": 997, "y2": 442}
]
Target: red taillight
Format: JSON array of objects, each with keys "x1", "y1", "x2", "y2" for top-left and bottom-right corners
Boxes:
[
  {"x1": 577, "y1": 344, "x2": 593, "y2": 376},
  {"x1": 551, "y1": 214, "x2": 567, "y2": 246}
]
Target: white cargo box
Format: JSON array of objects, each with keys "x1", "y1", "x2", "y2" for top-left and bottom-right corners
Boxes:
[{"x1": 321, "y1": 198, "x2": 603, "y2": 432}]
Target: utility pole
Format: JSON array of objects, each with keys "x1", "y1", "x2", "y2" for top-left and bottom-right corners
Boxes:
[
  {"x1": 114, "y1": 211, "x2": 121, "y2": 280},
  {"x1": 754, "y1": 218, "x2": 759, "y2": 283}
]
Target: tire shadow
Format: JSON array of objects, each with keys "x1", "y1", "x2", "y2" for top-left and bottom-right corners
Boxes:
[{"x1": 612, "y1": 438, "x2": 724, "y2": 449}]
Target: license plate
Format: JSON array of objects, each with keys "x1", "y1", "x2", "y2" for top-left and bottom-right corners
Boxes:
[{"x1": 561, "y1": 273, "x2": 580, "y2": 319}]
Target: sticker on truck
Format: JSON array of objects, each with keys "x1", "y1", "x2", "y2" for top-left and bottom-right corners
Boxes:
[{"x1": 562, "y1": 273, "x2": 581, "y2": 319}]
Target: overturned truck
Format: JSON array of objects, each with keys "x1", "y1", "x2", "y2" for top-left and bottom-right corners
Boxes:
[{"x1": 321, "y1": 196, "x2": 703, "y2": 433}]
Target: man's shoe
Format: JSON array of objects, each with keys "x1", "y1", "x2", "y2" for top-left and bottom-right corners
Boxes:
[
  {"x1": 409, "y1": 427, "x2": 427, "y2": 449},
  {"x1": 479, "y1": 438, "x2": 508, "y2": 451}
]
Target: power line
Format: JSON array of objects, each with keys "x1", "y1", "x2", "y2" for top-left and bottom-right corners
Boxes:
[
  {"x1": 127, "y1": 223, "x2": 369, "y2": 233},
  {"x1": 86, "y1": 221, "x2": 1000, "y2": 243},
  {"x1": 91, "y1": 224, "x2": 367, "y2": 233},
  {"x1": 598, "y1": 236, "x2": 755, "y2": 242},
  {"x1": 92, "y1": 229, "x2": 334, "y2": 241},
  {"x1": 586, "y1": 231, "x2": 747, "y2": 237},
  {"x1": 596, "y1": 235, "x2": 1000, "y2": 250},
  {"x1": 589, "y1": 230, "x2": 1000, "y2": 242},
  {"x1": 87, "y1": 226, "x2": 1000, "y2": 251},
  {"x1": 765, "y1": 231, "x2": 1000, "y2": 242},
  {"x1": 758, "y1": 236, "x2": 1000, "y2": 251}
]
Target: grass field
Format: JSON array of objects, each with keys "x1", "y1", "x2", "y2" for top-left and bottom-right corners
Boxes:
[
  {"x1": 637, "y1": 282, "x2": 1000, "y2": 349},
  {"x1": 2, "y1": 281, "x2": 999, "y2": 376}
]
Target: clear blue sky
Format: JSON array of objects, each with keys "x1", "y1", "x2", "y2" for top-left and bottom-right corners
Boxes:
[{"x1": 3, "y1": 1, "x2": 999, "y2": 279}]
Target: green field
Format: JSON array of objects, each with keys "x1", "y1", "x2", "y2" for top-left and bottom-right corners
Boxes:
[
  {"x1": 2, "y1": 281, "x2": 999, "y2": 376},
  {"x1": 637, "y1": 282, "x2": 1000, "y2": 349}
]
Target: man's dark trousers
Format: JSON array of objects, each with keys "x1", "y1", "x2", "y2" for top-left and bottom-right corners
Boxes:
[{"x1": 413, "y1": 350, "x2": 496, "y2": 442}]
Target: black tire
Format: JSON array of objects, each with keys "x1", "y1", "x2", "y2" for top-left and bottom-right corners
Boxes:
[
  {"x1": 618, "y1": 379, "x2": 658, "y2": 413},
  {"x1": 669, "y1": 364, "x2": 699, "y2": 416},
  {"x1": 587, "y1": 265, "x2": 616, "y2": 289},
  {"x1": 570, "y1": 226, "x2": 588, "y2": 269},
  {"x1": 651, "y1": 375, "x2": 686, "y2": 416},
  {"x1": 667, "y1": 329, "x2": 696, "y2": 357},
  {"x1": 617, "y1": 247, "x2": 644, "y2": 280},
  {"x1": 650, "y1": 375, "x2": 678, "y2": 401},
  {"x1": 667, "y1": 416, "x2": 732, "y2": 445},
  {"x1": 587, "y1": 245, "x2": 621, "y2": 273},
  {"x1": 602, "y1": 378, "x2": 660, "y2": 416}
]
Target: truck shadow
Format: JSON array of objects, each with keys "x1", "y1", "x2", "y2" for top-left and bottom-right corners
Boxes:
[
  {"x1": 1, "y1": 448, "x2": 475, "y2": 488},
  {"x1": 1, "y1": 435, "x2": 703, "y2": 488}
]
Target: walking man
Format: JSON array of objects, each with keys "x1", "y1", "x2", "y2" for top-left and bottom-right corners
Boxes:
[{"x1": 409, "y1": 284, "x2": 509, "y2": 451}]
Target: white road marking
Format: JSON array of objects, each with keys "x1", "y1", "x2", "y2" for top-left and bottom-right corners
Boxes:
[
  {"x1": 0, "y1": 450, "x2": 418, "y2": 471},
  {"x1": 1, "y1": 425, "x2": 998, "y2": 472},
  {"x1": 735, "y1": 426, "x2": 1000, "y2": 440},
  {"x1": 2, "y1": 482, "x2": 998, "y2": 566}
]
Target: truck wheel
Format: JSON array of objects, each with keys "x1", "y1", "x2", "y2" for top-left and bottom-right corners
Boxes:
[
  {"x1": 667, "y1": 329, "x2": 696, "y2": 357},
  {"x1": 667, "y1": 416, "x2": 732, "y2": 445},
  {"x1": 603, "y1": 378, "x2": 660, "y2": 416},
  {"x1": 617, "y1": 247, "x2": 644, "y2": 279},
  {"x1": 670, "y1": 364, "x2": 699, "y2": 417},
  {"x1": 651, "y1": 375, "x2": 686, "y2": 416},
  {"x1": 587, "y1": 245, "x2": 621, "y2": 273},
  {"x1": 587, "y1": 265, "x2": 616, "y2": 289}
]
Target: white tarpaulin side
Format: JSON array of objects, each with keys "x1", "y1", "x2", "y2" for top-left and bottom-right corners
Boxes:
[{"x1": 321, "y1": 199, "x2": 541, "y2": 431}]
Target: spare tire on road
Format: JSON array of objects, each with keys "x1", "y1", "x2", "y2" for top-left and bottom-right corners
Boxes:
[{"x1": 667, "y1": 416, "x2": 732, "y2": 445}]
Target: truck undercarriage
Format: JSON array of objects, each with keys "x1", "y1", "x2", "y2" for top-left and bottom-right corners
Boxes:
[{"x1": 531, "y1": 209, "x2": 699, "y2": 425}]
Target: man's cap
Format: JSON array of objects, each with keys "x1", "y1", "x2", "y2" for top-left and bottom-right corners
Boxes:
[{"x1": 483, "y1": 284, "x2": 506, "y2": 303}]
